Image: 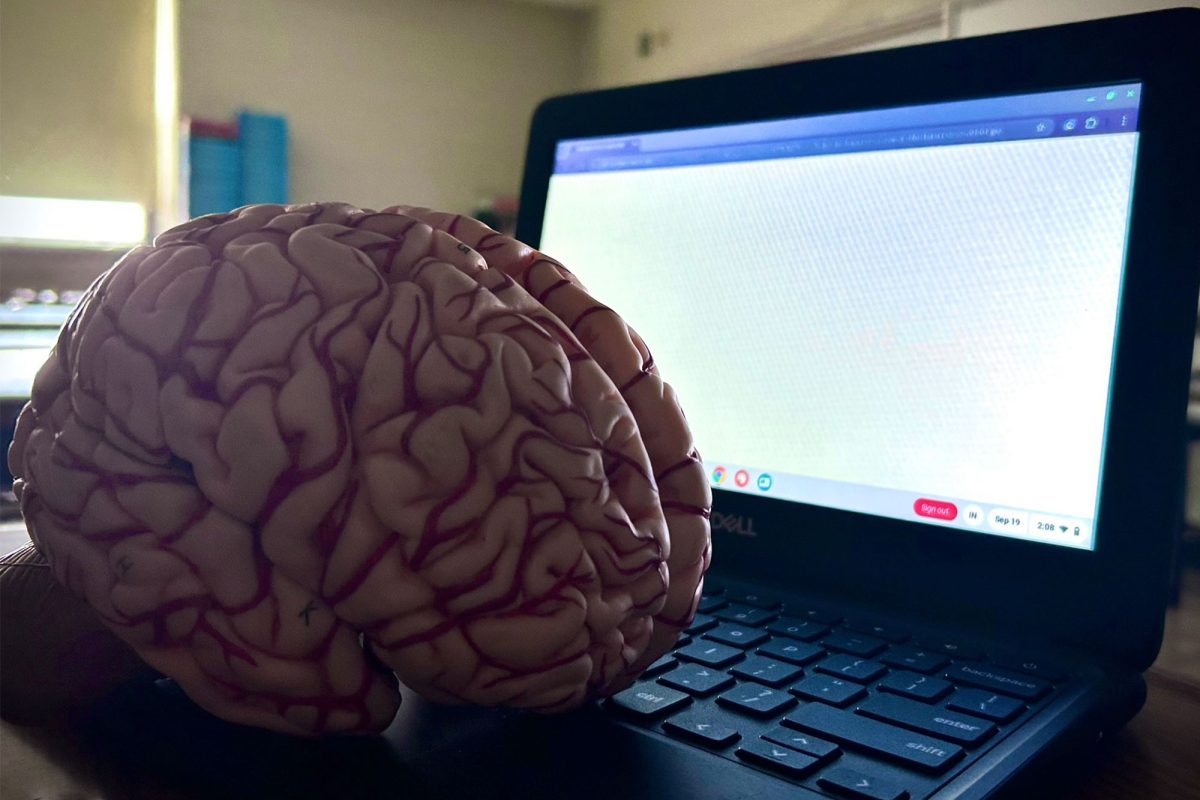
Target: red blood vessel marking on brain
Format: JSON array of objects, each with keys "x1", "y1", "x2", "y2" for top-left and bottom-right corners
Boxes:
[{"x1": 8, "y1": 202, "x2": 712, "y2": 736}]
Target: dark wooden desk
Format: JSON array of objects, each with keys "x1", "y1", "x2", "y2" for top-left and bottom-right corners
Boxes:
[
  {"x1": 4, "y1": 549, "x2": 1199, "y2": 798},
  {"x1": 3, "y1": 666, "x2": 1198, "y2": 799},
  {"x1": 1017, "y1": 668, "x2": 1200, "y2": 800},
  {"x1": 1080, "y1": 668, "x2": 1200, "y2": 799}
]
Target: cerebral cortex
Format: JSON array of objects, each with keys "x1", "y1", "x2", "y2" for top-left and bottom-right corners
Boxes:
[{"x1": 9, "y1": 203, "x2": 711, "y2": 736}]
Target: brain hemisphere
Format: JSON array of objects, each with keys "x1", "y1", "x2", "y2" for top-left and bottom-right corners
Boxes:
[{"x1": 8, "y1": 202, "x2": 710, "y2": 736}]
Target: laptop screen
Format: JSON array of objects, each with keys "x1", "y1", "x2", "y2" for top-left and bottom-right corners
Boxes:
[{"x1": 538, "y1": 83, "x2": 1143, "y2": 552}]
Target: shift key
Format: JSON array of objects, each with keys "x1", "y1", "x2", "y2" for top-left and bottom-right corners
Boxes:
[{"x1": 784, "y1": 702, "x2": 963, "y2": 772}]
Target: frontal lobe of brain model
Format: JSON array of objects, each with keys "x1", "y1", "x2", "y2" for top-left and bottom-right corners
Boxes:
[{"x1": 9, "y1": 202, "x2": 711, "y2": 736}]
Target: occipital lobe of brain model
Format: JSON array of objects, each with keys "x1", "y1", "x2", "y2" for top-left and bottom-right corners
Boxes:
[{"x1": 9, "y1": 202, "x2": 712, "y2": 736}]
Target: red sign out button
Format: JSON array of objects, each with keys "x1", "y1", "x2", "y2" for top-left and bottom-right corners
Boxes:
[{"x1": 914, "y1": 498, "x2": 958, "y2": 521}]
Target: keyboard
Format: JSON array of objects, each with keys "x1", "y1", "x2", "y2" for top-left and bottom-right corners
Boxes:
[{"x1": 606, "y1": 582, "x2": 1072, "y2": 800}]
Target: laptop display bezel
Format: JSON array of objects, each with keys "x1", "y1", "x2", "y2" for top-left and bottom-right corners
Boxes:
[{"x1": 516, "y1": 9, "x2": 1200, "y2": 669}]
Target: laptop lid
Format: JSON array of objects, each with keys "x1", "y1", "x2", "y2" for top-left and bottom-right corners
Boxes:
[{"x1": 516, "y1": 9, "x2": 1200, "y2": 669}]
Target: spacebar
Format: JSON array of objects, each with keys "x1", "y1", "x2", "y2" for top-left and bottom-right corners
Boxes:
[{"x1": 784, "y1": 703, "x2": 964, "y2": 773}]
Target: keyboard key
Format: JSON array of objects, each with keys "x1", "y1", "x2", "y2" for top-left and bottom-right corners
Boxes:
[
  {"x1": 767, "y1": 616, "x2": 829, "y2": 642},
  {"x1": 676, "y1": 640, "x2": 745, "y2": 669},
  {"x1": 816, "y1": 654, "x2": 888, "y2": 684},
  {"x1": 877, "y1": 670, "x2": 952, "y2": 703},
  {"x1": 761, "y1": 725, "x2": 840, "y2": 759},
  {"x1": 704, "y1": 622, "x2": 770, "y2": 649},
  {"x1": 818, "y1": 766, "x2": 909, "y2": 800},
  {"x1": 919, "y1": 638, "x2": 984, "y2": 660},
  {"x1": 662, "y1": 714, "x2": 741, "y2": 747},
  {"x1": 780, "y1": 603, "x2": 842, "y2": 625},
  {"x1": 784, "y1": 703, "x2": 964, "y2": 773},
  {"x1": 731, "y1": 655, "x2": 804, "y2": 687},
  {"x1": 789, "y1": 674, "x2": 866, "y2": 707},
  {"x1": 991, "y1": 653, "x2": 1069, "y2": 683},
  {"x1": 714, "y1": 603, "x2": 777, "y2": 627},
  {"x1": 945, "y1": 663, "x2": 1050, "y2": 701},
  {"x1": 725, "y1": 589, "x2": 783, "y2": 609},
  {"x1": 880, "y1": 645, "x2": 949, "y2": 675},
  {"x1": 642, "y1": 653, "x2": 677, "y2": 678},
  {"x1": 858, "y1": 694, "x2": 995, "y2": 746},
  {"x1": 698, "y1": 595, "x2": 729, "y2": 614},
  {"x1": 758, "y1": 638, "x2": 824, "y2": 666},
  {"x1": 735, "y1": 739, "x2": 820, "y2": 778},
  {"x1": 717, "y1": 683, "x2": 797, "y2": 718},
  {"x1": 685, "y1": 613, "x2": 718, "y2": 635},
  {"x1": 658, "y1": 663, "x2": 735, "y2": 696},
  {"x1": 843, "y1": 619, "x2": 911, "y2": 643},
  {"x1": 609, "y1": 682, "x2": 691, "y2": 719},
  {"x1": 946, "y1": 689, "x2": 1025, "y2": 723},
  {"x1": 823, "y1": 630, "x2": 887, "y2": 657}
]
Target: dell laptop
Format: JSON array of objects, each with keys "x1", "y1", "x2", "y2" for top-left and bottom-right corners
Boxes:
[{"x1": 501, "y1": 7, "x2": 1200, "y2": 800}]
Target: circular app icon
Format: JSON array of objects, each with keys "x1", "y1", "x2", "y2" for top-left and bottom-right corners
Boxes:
[
  {"x1": 711, "y1": 466, "x2": 727, "y2": 484},
  {"x1": 756, "y1": 473, "x2": 773, "y2": 491},
  {"x1": 734, "y1": 470, "x2": 750, "y2": 488}
]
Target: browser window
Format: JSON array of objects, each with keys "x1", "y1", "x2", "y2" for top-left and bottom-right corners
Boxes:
[{"x1": 540, "y1": 84, "x2": 1142, "y2": 551}]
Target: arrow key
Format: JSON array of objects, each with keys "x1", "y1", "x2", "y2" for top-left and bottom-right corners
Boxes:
[
  {"x1": 818, "y1": 766, "x2": 909, "y2": 800},
  {"x1": 662, "y1": 714, "x2": 741, "y2": 747},
  {"x1": 762, "y1": 725, "x2": 841, "y2": 759},
  {"x1": 735, "y1": 739, "x2": 820, "y2": 778}
]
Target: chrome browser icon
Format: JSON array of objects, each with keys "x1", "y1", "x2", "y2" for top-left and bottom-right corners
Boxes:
[{"x1": 711, "y1": 466, "x2": 727, "y2": 484}]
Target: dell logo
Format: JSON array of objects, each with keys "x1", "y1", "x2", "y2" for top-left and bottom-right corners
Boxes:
[{"x1": 711, "y1": 510, "x2": 758, "y2": 537}]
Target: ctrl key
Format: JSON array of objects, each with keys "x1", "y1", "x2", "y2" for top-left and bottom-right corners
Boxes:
[
  {"x1": 818, "y1": 766, "x2": 909, "y2": 800},
  {"x1": 608, "y1": 682, "x2": 691, "y2": 720},
  {"x1": 735, "y1": 739, "x2": 820, "y2": 779}
]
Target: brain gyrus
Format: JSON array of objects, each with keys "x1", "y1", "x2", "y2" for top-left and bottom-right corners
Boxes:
[{"x1": 8, "y1": 202, "x2": 711, "y2": 735}]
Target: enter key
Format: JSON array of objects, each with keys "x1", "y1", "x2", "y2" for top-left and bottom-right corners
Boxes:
[{"x1": 858, "y1": 694, "x2": 996, "y2": 746}]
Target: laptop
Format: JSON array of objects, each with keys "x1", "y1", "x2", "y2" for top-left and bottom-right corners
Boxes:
[
  {"x1": 501, "y1": 7, "x2": 1200, "y2": 800},
  {"x1": 49, "y1": 9, "x2": 1197, "y2": 800}
]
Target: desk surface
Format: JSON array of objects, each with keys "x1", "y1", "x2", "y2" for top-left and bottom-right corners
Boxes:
[
  {"x1": 3, "y1": 551, "x2": 1199, "y2": 798},
  {"x1": 1051, "y1": 566, "x2": 1200, "y2": 800},
  {"x1": 1055, "y1": 668, "x2": 1200, "y2": 800},
  {"x1": 4, "y1": 672, "x2": 1196, "y2": 800}
]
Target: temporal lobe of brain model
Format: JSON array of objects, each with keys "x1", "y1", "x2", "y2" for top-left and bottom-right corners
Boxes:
[{"x1": 9, "y1": 202, "x2": 711, "y2": 736}]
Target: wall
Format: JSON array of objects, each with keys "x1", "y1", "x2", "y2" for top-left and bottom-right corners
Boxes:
[
  {"x1": 956, "y1": 0, "x2": 1195, "y2": 36},
  {"x1": 179, "y1": 0, "x2": 588, "y2": 215},
  {"x1": 0, "y1": 0, "x2": 157, "y2": 206},
  {"x1": 582, "y1": 0, "x2": 945, "y2": 88},
  {"x1": 582, "y1": 0, "x2": 1199, "y2": 88}
]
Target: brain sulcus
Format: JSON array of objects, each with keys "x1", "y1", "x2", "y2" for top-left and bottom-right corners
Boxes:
[{"x1": 8, "y1": 202, "x2": 712, "y2": 736}]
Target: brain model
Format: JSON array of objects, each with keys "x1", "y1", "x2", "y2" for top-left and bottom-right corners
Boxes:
[{"x1": 9, "y1": 203, "x2": 711, "y2": 736}]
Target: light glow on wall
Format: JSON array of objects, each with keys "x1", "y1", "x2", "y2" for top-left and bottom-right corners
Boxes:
[
  {"x1": 0, "y1": 196, "x2": 147, "y2": 247},
  {"x1": 155, "y1": 0, "x2": 183, "y2": 233}
]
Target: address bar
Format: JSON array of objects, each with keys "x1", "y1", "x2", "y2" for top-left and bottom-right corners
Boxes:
[{"x1": 588, "y1": 117, "x2": 1056, "y2": 171}]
